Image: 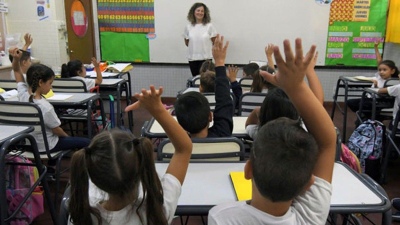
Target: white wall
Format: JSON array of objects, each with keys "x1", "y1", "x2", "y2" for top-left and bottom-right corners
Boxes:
[
  {"x1": 5, "y1": 1, "x2": 400, "y2": 100},
  {"x1": 5, "y1": 0, "x2": 68, "y2": 68}
]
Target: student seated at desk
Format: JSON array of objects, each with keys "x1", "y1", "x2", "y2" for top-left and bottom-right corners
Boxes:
[
  {"x1": 377, "y1": 83, "x2": 400, "y2": 129},
  {"x1": 68, "y1": 86, "x2": 192, "y2": 225},
  {"x1": 9, "y1": 34, "x2": 33, "y2": 81},
  {"x1": 208, "y1": 39, "x2": 336, "y2": 225},
  {"x1": 347, "y1": 40, "x2": 399, "y2": 122},
  {"x1": 10, "y1": 48, "x2": 90, "y2": 153},
  {"x1": 198, "y1": 61, "x2": 242, "y2": 109},
  {"x1": 175, "y1": 34, "x2": 234, "y2": 138},
  {"x1": 61, "y1": 57, "x2": 103, "y2": 91},
  {"x1": 245, "y1": 52, "x2": 323, "y2": 140}
]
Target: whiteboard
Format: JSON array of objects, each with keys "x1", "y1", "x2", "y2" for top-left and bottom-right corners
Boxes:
[{"x1": 150, "y1": 0, "x2": 331, "y2": 65}]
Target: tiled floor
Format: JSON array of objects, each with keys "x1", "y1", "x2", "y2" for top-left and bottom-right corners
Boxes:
[{"x1": 30, "y1": 100, "x2": 400, "y2": 225}]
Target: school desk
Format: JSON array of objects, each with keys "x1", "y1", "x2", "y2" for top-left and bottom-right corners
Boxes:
[
  {"x1": 5, "y1": 93, "x2": 106, "y2": 138},
  {"x1": 358, "y1": 88, "x2": 394, "y2": 121},
  {"x1": 97, "y1": 78, "x2": 133, "y2": 130},
  {"x1": 154, "y1": 162, "x2": 391, "y2": 224},
  {"x1": 141, "y1": 116, "x2": 249, "y2": 139},
  {"x1": 331, "y1": 76, "x2": 373, "y2": 141},
  {"x1": 0, "y1": 125, "x2": 33, "y2": 145}
]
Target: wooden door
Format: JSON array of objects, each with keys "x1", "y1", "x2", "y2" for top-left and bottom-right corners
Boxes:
[{"x1": 64, "y1": 0, "x2": 96, "y2": 63}]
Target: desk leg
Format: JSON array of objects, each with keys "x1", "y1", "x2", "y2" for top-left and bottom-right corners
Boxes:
[
  {"x1": 342, "y1": 81, "x2": 349, "y2": 141},
  {"x1": 331, "y1": 79, "x2": 341, "y2": 119}
]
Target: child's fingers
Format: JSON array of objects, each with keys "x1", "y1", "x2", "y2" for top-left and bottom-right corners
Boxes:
[
  {"x1": 303, "y1": 45, "x2": 317, "y2": 66},
  {"x1": 158, "y1": 86, "x2": 164, "y2": 96},
  {"x1": 283, "y1": 39, "x2": 294, "y2": 64},
  {"x1": 273, "y1": 45, "x2": 284, "y2": 67},
  {"x1": 125, "y1": 101, "x2": 140, "y2": 112},
  {"x1": 260, "y1": 70, "x2": 277, "y2": 86}
]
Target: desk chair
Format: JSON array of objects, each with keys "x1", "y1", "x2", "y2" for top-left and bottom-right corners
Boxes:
[
  {"x1": 0, "y1": 101, "x2": 72, "y2": 207},
  {"x1": 186, "y1": 75, "x2": 201, "y2": 87},
  {"x1": 0, "y1": 79, "x2": 17, "y2": 91},
  {"x1": 59, "y1": 184, "x2": 70, "y2": 225},
  {"x1": 53, "y1": 78, "x2": 102, "y2": 136},
  {"x1": 157, "y1": 137, "x2": 245, "y2": 161},
  {"x1": 0, "y1": 133, "x2": 59, "y2": 225},
  {"x1": 238, "y1": 92, "x2": 267, "y2": 116},
  {"x1": 238, "y1": 77, "x2": 252, "y2": 93},
  {"x1": 52, "y1": 78, "x2": 87, "y2": 93},
  {"x1": 381, "y1": 104, "x2": 400, "y2": 183},
  {"x1": 202, "y1": 92, "x2": 235, "y2": 112}
]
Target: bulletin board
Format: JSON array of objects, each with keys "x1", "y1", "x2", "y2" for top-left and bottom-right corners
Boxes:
[{"x1": 98, "y1": 0, "x2": 389, "y2": 66}]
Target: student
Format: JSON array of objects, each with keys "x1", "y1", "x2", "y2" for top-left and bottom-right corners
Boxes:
[
  {"x1": 10, "y1": 33, "x2": 33, "y2": 81},
  {"x1": 10, "y1": 48, "x2": 90, "y2": 153},
  {"x1": 199, "y1": 59, "x2": 215, "y2": 75},
  {"x1": 208, "y1": 38, "x2": 336, "y2": 224},
  {"x1": 245, "y1": 51, "x2": 324, "y2": 140},
  {"x1": 377, "y1": 81, "x2": 400, "y2": 129},
  {"x1": 68, "y1": 85, "x2": 192, "y2": 225},
  {"x1": 242, "y1": 62, "x2": 259, "y2": 78},
  {"x1": 250, "y1": 65, "x2": 275, "y2": 93},
  {"x1": 347, "y1": 40, "x2": 399, "y2": 118},
  {"x1": 175, "y1": 34, "x2": 233, "y2": 138},
  {"x1": 61, "y1": 57, "x2": 102, "y2": 91},
  {"x1": 199, "y1": 64, "x2": 242, "y2": 110}
]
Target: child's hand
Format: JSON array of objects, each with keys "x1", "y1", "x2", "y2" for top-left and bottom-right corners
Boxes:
[
  {"x1": 260, "y1": 38, "x2": 316, "y2": 92},
  {"x1": 265, "y1": 43, "x2": 274, "y2": 57},
  {"x1": 372, "y1": 79, "x2": 378, "y2": 87},
  {"x1": 91, "y1": 57, "x2": 100, "y2": 68},
  {"x1": 9, "y1": 48, "x2": 22, "y2": 60},
  {"x1": 125, "y1": 85, "x2": 164, "y2": 114},
  {"x1": 24, "y1": 33, "x2": 33, "y2": 47},
  {"x1": 227, "y1": 65, "x2": 238, "y2": 82},
  {"x1": 374, "y1": 39, "x2": 380, "y2": 47},
  {"x1": 212, "y1": 34, "x2": 229, "y2": 67}
]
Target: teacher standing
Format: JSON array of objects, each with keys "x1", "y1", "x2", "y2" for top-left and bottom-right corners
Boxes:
[{"x1": 184, "y1": 2, "x2": 217, "y2": 77}]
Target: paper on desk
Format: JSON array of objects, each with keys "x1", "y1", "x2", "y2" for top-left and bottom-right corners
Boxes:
[
  {"x1": 354, "y1": 76, "x2": 374, "y2": 81},
  {"x1": 0, "y1": 89, "x2": 18, "y2": 99},
  {"x1": 87, "y1": 71, "x2": 119, "y2": 78},
  {"x1": 47, "y1": 94, "x2": 72, "y2": 100}
]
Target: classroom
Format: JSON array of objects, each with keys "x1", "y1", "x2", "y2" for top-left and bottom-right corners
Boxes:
[{"x1": 0, "y1": 0, "x2": 400, "y2": 224}]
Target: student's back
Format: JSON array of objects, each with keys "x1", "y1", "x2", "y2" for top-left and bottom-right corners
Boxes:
[
  {"x1": 61, "y1": 58, "x2": 102, "y2": 91},
  {"x1": 209, "y1": 39, "x2": 336, "y2": 225},
  {"x1": 175, "y1": 35, "x2": 233, "y2": 138}
]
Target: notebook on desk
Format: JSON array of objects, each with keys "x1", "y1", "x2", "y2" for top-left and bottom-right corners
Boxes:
[{"x1": 230, "y1": 171, "x2": 252, "y2": 201}]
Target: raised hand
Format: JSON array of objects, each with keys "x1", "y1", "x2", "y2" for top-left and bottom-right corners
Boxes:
[
  {"x1": 125, "y1": 85, "x2": 164, "y2": 113},
  {"x1": 260, "y1": 38, "x2": 316, "y2": 92},
  {"x1": 227, "y1": 65, "x2": 239, "y2": 82},
  {"x1": 91, "y1": 57, "x2": 100, "y2": 68},
  {"x1": 212, "y1": 34, "x2": 229, "y2": 67},
  {"x1": 265, "y1": 43, "x2": 274, "y2": 58},
  {"x1": 23, "y1": 33, "x2": 33, "y2": 49}
]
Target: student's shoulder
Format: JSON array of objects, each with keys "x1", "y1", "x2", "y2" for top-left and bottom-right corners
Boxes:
[{"x1": 209, "y1": 201, "x2": 248, "y2": 218}]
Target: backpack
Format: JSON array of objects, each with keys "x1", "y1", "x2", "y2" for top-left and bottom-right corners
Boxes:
[
  {"x1": 346, "y1": 120, "x2": 384, "y2": 179},
  {"x1": 340, "y1": 143, "x2": 362, "y2": 173},
  {"x1": 5, "y1": 154, "x2": 44, "y2": 225}
]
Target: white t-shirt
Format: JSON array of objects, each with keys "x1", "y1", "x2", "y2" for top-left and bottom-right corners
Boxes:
[
  {"x1": 10, "y1": 70, "x2": 27, "y2": 81},
  {"x1": 387, "y1": 84, "x2": 400, "y2": 127},
  {"x1": 208, "y1": 176, "x2": 332, "y2": 225},
  {"x1": 70, "y1": 173, "x2": 181, "y2": 225},
  {"x1": 372, "y1": 72, "x2": 387, "y2": 88},
  {"x1": 71, "y1": 76, "x2": 96, "y2": 91},
  {"x1": 183, "y1": 23, "x2": 217, "y2": 61},
  {"x1": 17, "y1": 82, "x2": 60, "y2": 151}
]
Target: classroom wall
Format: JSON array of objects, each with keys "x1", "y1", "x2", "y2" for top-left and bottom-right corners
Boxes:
[
  {"x1": 4, "y1": 1, "x2": 400, "y2": 101},
  {"x1": 5, "y1": 0, "x2": 68, "y2": 69}
]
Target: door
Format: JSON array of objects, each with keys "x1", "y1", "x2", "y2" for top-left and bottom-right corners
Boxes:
[{"x1": 64, "y1": 0, "x2": 96, "y2": 63}]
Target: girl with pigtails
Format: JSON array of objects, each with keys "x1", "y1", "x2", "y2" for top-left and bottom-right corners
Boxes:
[
  {"x1": 68, "y1": 86, "x2": 192, "y2": 225},
  {"x1": 10, "y1": 48, "x2": 90, "y2": 153}
]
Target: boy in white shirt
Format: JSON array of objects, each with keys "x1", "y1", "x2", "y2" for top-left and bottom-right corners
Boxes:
[{"x1": 208, "y1": 39, "x2": 336, "y2": 225}]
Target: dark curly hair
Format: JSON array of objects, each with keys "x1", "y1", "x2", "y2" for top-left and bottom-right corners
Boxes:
[{"x1": 187, "y1": 2, "x2": 211, "y2": 25}]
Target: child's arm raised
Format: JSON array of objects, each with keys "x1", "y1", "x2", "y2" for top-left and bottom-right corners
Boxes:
[
  {"x1": 261, "y1": 39, "x2": 336, "y2": 183},
  {"x1": 9, "y1": 48, "x2": 25, "y2": 83},
  {"x1": 374, "y1": 40, "x2": 382, "y2": 66},
  {"x1": 125, "y1": 86, "x2": 192, "y2": 184},
  {"x1": 265, "y1": 43, "x2": 275, "y2": 71},
  {"x1": 91, "y1": 57, "x2": 103, "y2": 85},
  {"x1": 305, "y1": 51, "x2": 324, "y2": 104},
  {"x1": 22, "y1": 33, "x2": 33, "y2": 51}
]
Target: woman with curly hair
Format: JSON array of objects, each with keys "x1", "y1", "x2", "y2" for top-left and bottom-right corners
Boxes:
[{"x1": 184, "y1": 2, "x2": 217, "y2": 76}]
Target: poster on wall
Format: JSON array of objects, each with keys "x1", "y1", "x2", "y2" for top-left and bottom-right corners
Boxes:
[
  {"x1": 325, "y1": 0, "x2": 388, "y2": 66},
  {"x1": 36, "y1": 0, "x2": 51, "y2": 21}
]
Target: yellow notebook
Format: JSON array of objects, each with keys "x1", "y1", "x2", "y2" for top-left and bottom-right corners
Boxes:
[{"x1": 229, "y1": 171, "x2": 252, "y2": 201}]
